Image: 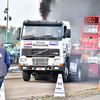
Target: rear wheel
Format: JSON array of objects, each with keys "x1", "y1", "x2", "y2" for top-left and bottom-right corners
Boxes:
[
  {"x1": 22, "y1": 71, "x2": 31, "y2": 81},
  {"x1": 76, "y1": 66, "x2": 82, "y2": 82}
]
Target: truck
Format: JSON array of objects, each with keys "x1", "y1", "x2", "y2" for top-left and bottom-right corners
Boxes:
[
  {"x1": 71, "y1": 16, "x2": 100, "y2": 80},
  {"x1": 17, "y1": 20, "x2": 74, "y2": 82}
]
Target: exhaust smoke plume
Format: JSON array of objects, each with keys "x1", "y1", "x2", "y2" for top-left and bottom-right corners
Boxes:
[
  {"x1": 48, "y1": 0, "x2": 100, "y2": 43},
  {"x1": 39, "y1": 0, "x2": 55, "y2": 20}
]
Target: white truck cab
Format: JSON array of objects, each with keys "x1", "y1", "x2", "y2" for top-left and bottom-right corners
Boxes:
[{"x1": 17, "y1": 20, "x2": 71, "y2": 82}]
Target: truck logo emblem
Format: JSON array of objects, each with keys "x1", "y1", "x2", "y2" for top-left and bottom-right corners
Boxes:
[
  {"x1": 49, "y1": 41, "x2": 58, "y2": 46},
  {"x1": 24, "y1": 41, "x2": 32, "y2": 45}
]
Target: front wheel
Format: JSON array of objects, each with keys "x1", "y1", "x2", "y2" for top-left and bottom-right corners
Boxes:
[
  {"x1": 22, "y1": 71, "x2": 31, "y2": 81},
  {"x1": 63, "y1": 67, "x2": 68, "y2": 82}
]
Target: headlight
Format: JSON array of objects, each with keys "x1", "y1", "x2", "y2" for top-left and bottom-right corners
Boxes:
[
  {"x1": 54, "y1": 58, "x2": 61, "y2": 62},
  {"x1": 20, "y1": 58, "x2": 27, "y2": 62},
  {"x1": 54, "y1": 57, "x2": 63, "y2": 64}
]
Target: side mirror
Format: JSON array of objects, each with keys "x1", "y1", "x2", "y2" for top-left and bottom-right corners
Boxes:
[
  {"x1": 63, "y1": 26, "x2": 67, "y2": 38},
  {"x1": 17, "y1": 27, "x2": 21, "y2": 40},
  {"x1": 63, "y1": 26, "x2": 71, "y2": 38},
  {"x1": 66, "y1": 29, "x2": 71, "y2": 38}
]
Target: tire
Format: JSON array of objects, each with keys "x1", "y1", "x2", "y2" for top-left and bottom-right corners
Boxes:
[
  {"x1": 63, "y1": 67, "x2": 68, "y2": 82},
  {"x1": 63, "y1": 57, "x2": 70, "y2": 82},
  {"x1": 76, "y1": 66, "x2": 82, "y2": 82},
  {"x1": 22, "y1": 71, "x2": 31, "y2": 81}
]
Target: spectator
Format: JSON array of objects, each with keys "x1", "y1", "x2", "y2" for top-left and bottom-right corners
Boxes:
[{"x1": 0, "y1": 45, "x2": 10, "y2": 89}]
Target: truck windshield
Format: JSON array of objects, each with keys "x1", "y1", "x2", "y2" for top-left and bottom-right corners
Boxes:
[
  {"x1": 22, "y1": 26, "x2": 62, "y2": 40},
  {"x1": 83, "y1": 24, "x2": 98, "y2": 33}
]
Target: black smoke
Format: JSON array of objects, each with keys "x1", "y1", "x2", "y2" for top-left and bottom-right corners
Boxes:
[
  {"x1": 48, "y1": 0, "x2": 100, "y2": 43},
  {"x1": 39, "y1": 0, "x2": 55, "y2": 19}
]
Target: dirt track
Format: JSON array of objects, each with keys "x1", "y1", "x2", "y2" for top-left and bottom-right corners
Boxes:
[{"x1": 4, "y1": 71, "x2": 100, "y2": 100}]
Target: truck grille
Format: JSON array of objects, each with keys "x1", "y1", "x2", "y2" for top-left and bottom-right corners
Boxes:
[
  {"x1": 22, "y1": 49, "x2": 60, "y2": 57},
  {"x1": 32, "y1": 57, "x2": 48, "y2": 66}
]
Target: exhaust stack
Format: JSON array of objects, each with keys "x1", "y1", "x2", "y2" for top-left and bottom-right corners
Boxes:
[
  {"x1": 43, "y1": 16, "x2": 46, "y2": 20},
  {"x1": 39, "y1": 0, "x2": 55, "y2": 20}
]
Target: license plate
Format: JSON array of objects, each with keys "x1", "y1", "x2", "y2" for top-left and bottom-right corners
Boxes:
[{"x1": 36, "y1": 68, "x2": 45, "y2": 70}]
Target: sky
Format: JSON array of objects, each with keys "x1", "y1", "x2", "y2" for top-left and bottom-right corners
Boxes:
[{"x1": 0, "y1": 0, "x2": 42, "y2": 27}]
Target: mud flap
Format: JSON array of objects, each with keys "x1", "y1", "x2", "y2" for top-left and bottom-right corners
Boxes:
[
  {"x1": 69, "y1": 62, "x2": 77, "y2": 74},
  {"x1": 68, "y1": 62, "x2": 77, "y2": 82},
  {"x1": 80, "y1": 63, "x2": 89, "y2": 80}
]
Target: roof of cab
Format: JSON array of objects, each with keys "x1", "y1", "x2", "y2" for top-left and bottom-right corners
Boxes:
[{"x1": 23, "y1": 20, "x2": 63, "y2": 26}]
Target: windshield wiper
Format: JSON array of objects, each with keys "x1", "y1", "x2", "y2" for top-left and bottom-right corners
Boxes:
[
  {"x1": 22, "y1": 35, "x2": 38, "y2": 40},
  {"x1": 40, "y1": 35, "x2": 57, "y2": 40}
]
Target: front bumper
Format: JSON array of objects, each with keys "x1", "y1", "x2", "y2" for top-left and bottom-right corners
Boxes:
[{"x1": 19, "y1": 65, "x2": 64, "y2": 72}]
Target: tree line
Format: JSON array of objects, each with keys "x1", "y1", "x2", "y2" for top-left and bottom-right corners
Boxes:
[{"x1": 0, "y1": 26, "x2": 19, "y2": 43}]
